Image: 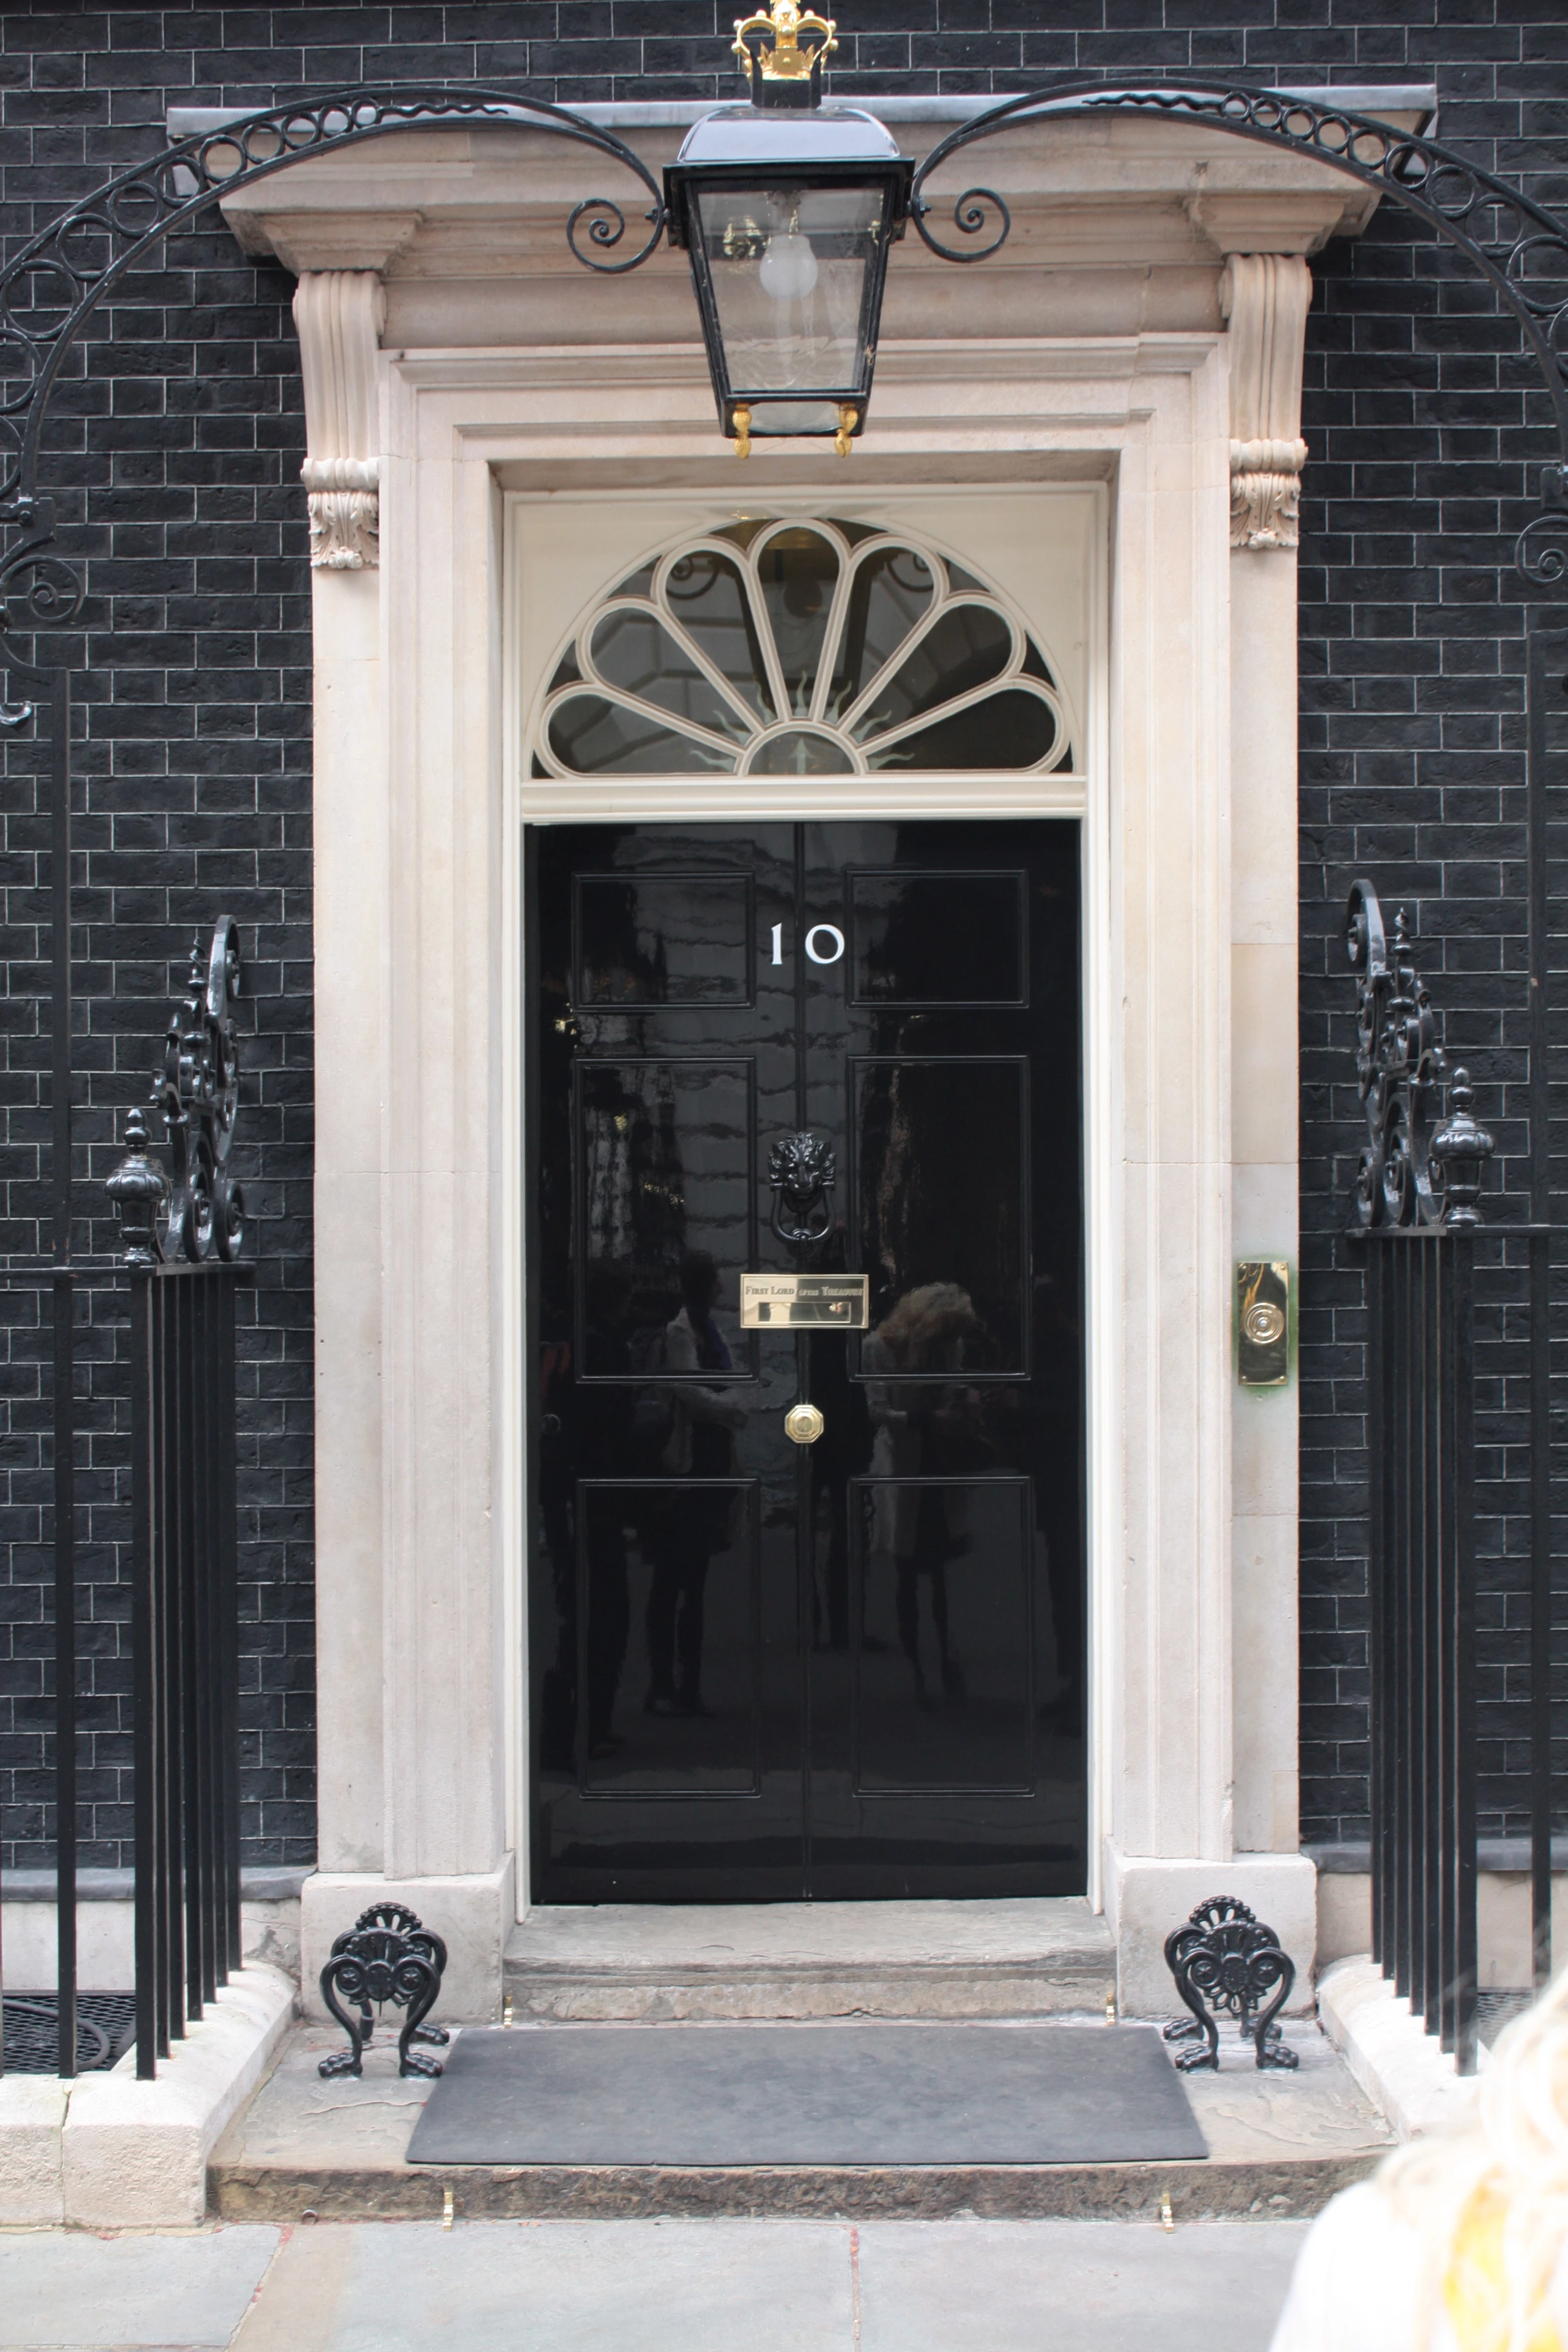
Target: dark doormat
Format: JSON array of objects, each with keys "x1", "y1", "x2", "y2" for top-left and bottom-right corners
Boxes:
[{"x1": 405, "y1": 2023, "x2": 1207, "y2": 2167}]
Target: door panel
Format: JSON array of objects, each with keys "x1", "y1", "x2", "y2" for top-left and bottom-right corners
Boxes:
[{"x1": 529, "y1": 818, "x2": 1085, "y2": 1902}]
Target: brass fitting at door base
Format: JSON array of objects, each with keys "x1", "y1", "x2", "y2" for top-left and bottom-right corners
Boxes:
[
  {"x1": 835, "y1": 404, "x2": 857, "y2": 456},
  {"x1": 733, "y1": 403, "x2": 753, "y2": 458}
]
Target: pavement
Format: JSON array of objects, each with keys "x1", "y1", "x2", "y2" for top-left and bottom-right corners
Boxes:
[{"x1": 0, "y1": 2214, "x2": 1310, "y2": 2350}]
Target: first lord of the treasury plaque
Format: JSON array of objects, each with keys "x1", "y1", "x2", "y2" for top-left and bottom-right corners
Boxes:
[{"x1": 739, "y1": 1274, "x2": 871, "y2": 1329}]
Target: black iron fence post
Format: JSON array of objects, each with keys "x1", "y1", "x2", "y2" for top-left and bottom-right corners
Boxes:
[
  {"x1": 107, "y1": 921, "x2": 249, "y2": 2081},
  {"x1": 1348, "y1": 883, "x2": 1496, "y2": 2074}
]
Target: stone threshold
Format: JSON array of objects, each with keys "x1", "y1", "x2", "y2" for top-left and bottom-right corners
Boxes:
[{"x1": 503, "y1": 1897, "x2": 1114, "y2": 2022}]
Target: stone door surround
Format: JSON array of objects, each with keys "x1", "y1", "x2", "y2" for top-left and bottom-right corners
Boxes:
[{"x1": 216, "y1": 92, "x2": 1428, "y2": 2017}]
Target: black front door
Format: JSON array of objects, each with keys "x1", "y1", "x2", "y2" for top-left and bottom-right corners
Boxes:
[{"x1": 528, "y1": 818, "x2": 1085, "y2": 1902}]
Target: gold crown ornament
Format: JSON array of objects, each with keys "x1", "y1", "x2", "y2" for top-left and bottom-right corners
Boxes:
[{"x1": 732, "y1": 0, "x2": 838, "y2": 106}]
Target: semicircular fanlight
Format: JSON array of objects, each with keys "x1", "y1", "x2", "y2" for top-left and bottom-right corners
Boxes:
[{"x1": 534, "y1": 520, "x2": 1076, "y2": 778}]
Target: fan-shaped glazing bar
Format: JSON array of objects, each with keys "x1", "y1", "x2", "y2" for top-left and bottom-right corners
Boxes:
[
  {"x1": 582, "y1": 595, "x2": 765, "y2": 740},
  {"x1": 655, "y1": 538, "x2": 785, "y2": 728},
  {"x1": 838, "y1": 590, "x2": 1019, "y2": 740},
  {"x1": 538, "y1": 679, "x2": 740, "y2": 775},
  {"x1": 858, "y1": 673, "x2": 1070, "y2": 770}
]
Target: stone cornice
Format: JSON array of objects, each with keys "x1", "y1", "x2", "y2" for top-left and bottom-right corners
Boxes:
[{"x1": 214, "y1": 92, "x2": 1430, "y2": 343}]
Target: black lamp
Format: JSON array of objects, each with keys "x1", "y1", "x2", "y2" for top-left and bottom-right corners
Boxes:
[{"x1": 664, "y1": 1, "x2": 915, "y2": 454}]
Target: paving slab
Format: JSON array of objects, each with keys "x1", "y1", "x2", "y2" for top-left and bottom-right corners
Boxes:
[
  {"x1": 856, "y1": 2217, "x2": 1309, "y2": 2352},
  {"x1": 0, "y1": 2215, "x2": 1315, "y2": 2351},
  {"x1": 230, "y1": 2218, "x2": 853, "y2": 2352},
  {"x1": 209, "y1": 2015, "x2": 1392, "y2": 2223},
  {"x1": 0, "y1": 2223, "x2": 278, "y2": 2349}
]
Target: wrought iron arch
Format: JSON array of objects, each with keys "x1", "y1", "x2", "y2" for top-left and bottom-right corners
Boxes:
[{"x1": 908, "y1": 79, "x2": 1568, "y2": 585}]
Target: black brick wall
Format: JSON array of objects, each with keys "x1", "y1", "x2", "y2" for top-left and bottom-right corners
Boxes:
[{"x1": 1, "y1": 2, "x2": 1564, "y2": 1870}]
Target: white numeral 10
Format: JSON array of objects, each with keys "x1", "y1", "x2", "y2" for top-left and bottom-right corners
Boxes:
[{"x1": 769, "y1": 923, "x2": 845, "y2": 967}]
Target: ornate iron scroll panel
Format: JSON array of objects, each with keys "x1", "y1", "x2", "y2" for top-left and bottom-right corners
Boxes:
[
  {"x1": 318, "y1": 1902, "x2": 450, "y2": 2080},
  {"x1": 1163, "y1": 1895, "x2": 1298, "y2": 2072},
  {"x1": 107, "y1": 920, "x2": 248, "y2": 1267}
]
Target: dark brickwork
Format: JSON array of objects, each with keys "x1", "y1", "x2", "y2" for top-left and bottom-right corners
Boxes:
[{"x1": 0, "y1": 3, "x2": 1564, "y2": 1868}]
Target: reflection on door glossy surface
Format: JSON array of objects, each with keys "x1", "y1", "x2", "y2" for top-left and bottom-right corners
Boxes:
[{"x1": 529, "y1": 820, "x2": 1085, "y2": 1902}]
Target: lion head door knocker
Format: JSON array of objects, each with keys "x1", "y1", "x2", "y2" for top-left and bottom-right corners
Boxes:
[{"x1": 769, "y1": 1131, "x2": 836, "y2": 1248}]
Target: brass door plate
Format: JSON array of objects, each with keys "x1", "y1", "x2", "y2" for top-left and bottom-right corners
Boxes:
[
  {"x1": 741, "y1": 1273, "x2": 869, "y2": 1329},
  {"x1": 1237, "y1": 1261, "x2": 1290, "y2": 1386}
]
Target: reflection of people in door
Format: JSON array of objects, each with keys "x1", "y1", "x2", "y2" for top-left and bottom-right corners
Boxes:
[
  {"x1": 644, "y1": 1252, "x2": 747, "y2": 1719},
  {"x1": 864, "y1": 1282, "x2": 988, "y2": 1710}
]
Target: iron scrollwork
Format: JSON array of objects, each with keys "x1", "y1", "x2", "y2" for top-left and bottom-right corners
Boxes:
[
  {"x1": 770, "y1": 1131, "x2": 836, "y2": 1246},
  {"x1": 0, "y1": 84, "x2": 668, "y2": 576},
  {"x1": 1163, "y1": 1895, "x2": 1298, "y2": 2073},
  {"x1": 906, "y1": 77, "x2": 1568, "y2": 584},
  {"x1": 317, "y1": 1902, "x2": 450, "y2": 2081},
  {"x1": 106, "y1": 917, "x2": 246, "y2": 1265},
  {"x1": 1347, "y1": 878, "x2": 1495, "y2": 1230}
]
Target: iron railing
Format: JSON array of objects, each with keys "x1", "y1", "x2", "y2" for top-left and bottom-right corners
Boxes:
[
  {"x1": 0, "y1": 922, "x2": 248, "y2": 2081},
  {"x1": 128, "y1": 1259, "x2": 246, "y2": 2079},
  {"x1": 1348, "y1": 879, "x2": 1554, "y2": 2075},
  {"x1": 1364, "y1": 1226, "x2": 1480, "y2": 2070}
]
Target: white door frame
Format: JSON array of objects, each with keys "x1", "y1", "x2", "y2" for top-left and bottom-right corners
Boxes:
[{"x1": 504, "y1": 480, "x2": 1107, "y2": 1912}]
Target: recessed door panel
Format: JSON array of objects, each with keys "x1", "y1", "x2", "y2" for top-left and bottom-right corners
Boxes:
[
  {"x1": 852, "y1": 1057, "x2": 1030, "y2": 1378},
  {"x1": 848, "y1": 869, "x2": 1028, "y2": 1008},
  {"x1": 851, "y1": 1478, "x2": 1035, "y2": 1794},
  {"x1": 529, "y1": 818, "x2": 1084, "y2": 1903}
]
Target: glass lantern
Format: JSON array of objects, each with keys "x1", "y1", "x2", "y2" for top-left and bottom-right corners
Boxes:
[{"x1": 665, "y1": 102, "x2": 914, "y2": 451}]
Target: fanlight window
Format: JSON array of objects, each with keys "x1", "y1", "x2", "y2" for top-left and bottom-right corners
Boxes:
[{"x1": 533, "y1": 518, "x2": 1076, "y2": 778}]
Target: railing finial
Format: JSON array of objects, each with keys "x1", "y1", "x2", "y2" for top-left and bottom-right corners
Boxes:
[
  {"x1": 106, "y1": 919, "x2": 246, "y2": 1266},
  {"x1": 1346, "y1": 878, "x2": 1491, "y2": 1230}
]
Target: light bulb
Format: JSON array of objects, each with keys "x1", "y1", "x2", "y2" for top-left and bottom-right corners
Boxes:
[{"x1": 758, "y1": 228, "x2": 818, "y2": 303}]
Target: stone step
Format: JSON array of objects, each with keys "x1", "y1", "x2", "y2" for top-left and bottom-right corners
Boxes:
[
  {"x1": 502, "y1": 1897, "x2": 1116, "y2": 2023},
  {"x1": 208, "y1": 2013, "x2": 1396, "y2": 2225}
]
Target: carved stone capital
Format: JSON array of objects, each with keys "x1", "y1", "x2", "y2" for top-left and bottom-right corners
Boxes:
[
  {"x1": 292, "y1": 272, "x2": 386, "y2": 571},
  {"x1": 1219, "y1": 254, "x2": 1312, "y2": 551}
]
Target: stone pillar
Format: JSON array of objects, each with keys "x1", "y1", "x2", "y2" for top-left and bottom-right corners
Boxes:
[
  {"x1": 1106, "y1": 259, "x2": 1316, "y2": 2013},
  {"x1": 1222, "y1": 252, "x2": 1308, "y2": 1869},
  {"x1": 293, "y1": 274, "x2": 514, "y2": 2022}
]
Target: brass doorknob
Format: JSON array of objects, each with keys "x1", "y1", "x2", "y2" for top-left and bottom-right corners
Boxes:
[{"x1": 785, "y1": 1402, "x2": 825, "y2": 1446}]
